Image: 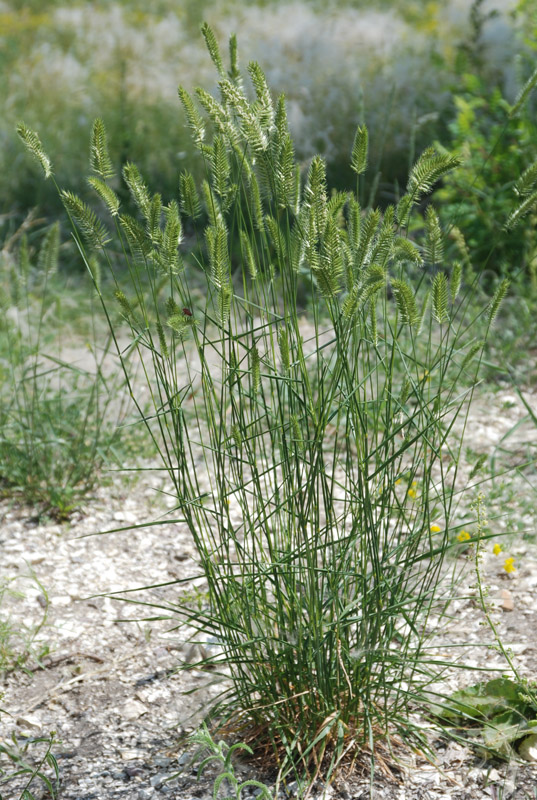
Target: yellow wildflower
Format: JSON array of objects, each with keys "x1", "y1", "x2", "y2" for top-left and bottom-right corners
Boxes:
[
  {"x1": 430, "y1": 524, "x2": 442, "y2": 533},
  {"x1": 457, "y1": 530, "x2": 471, "y2": 542},
  {"x1": 503, "y1": 557, "x2": 516, "y2": 574},
  {"x1": 407, "y1": 488, "x2": 417, "y2": 499},
  {"x1": 493, "y1": 544, "x2": 502, "y2": 556},
  {"x1": 395, "y1": 478, "x2": 402, "y2": 485}
]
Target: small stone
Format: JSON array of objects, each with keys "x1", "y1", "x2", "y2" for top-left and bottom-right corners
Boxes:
[
  {"x1": 153, "y1": 756, "x2": 172, "y2": 767},
  {"x1": 122, "y1": 699, "x2": 148, "y2": 721},
  {"x1": 150, "y1": 772, "x2": 169, "y2": 788},
  {"x1": 518, "y1": 734, "x2": 537, "y2": 762},
  {"x1": 178, "y1": 752, "x2": 192, "y2": 767},
  {"x1": 15, "y1": 715, "x2": 42, "y2": 730},
  {"x1": 124, "y1": 764, "x2": 145, "y2": 778},
  {"x1": 501, "y1": 589, "x2": 514, "y2": 612},
  {"x1": 121, "y1": 749, "x2": 143, "y2": 761}
]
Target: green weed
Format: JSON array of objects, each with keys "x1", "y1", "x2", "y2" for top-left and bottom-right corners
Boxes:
[{"x1": 0, "y1": 216, "x2": 129, "y2": 517}]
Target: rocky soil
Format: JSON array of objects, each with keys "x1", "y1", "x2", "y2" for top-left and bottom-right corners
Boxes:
[{"x1": 1, "y1": 388, "x2": 537, "y2": 800}]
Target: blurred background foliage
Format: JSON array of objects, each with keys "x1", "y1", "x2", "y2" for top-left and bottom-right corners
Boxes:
[{"x1": 0, "y1": 0, "x2": 536, "y2": 279}]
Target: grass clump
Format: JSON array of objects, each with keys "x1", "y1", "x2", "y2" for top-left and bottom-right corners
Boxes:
[
  {"x1": 18, "y1": 25, "x2": 520, "y2": 791},
  {"x1": 0, "y1": 215, "x2": 128, "y2": 517}
]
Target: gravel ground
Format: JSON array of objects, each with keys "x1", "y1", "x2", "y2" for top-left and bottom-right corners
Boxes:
[{"x1": 1, "y1": 388, "x2": 537, "y2": 800}]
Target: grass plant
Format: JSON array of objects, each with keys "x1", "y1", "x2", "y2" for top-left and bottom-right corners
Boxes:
[
  {"x1": 0, "y1": 215, "x2": 129, "y2": 516},
  {"x1": 17, "y1": 24, "x2": 528, "y2": 793},
  {"x1": 0, "y1": 728, "x2": 59, "y2": 800}
]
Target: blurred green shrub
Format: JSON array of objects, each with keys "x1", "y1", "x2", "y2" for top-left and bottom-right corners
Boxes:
[
  {"x1": 0, "y1": 0, "x2": 522, "y2": 225},
  {"x1": 434, "y1": 71, "x2": 537, "y2": 281}
]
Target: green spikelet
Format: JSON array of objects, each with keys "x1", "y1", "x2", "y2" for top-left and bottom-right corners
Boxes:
[
  {"x1": 166, "y1": 296, "x2": 180, "y2": 317},
  {"x1": 19, "y1": 234, "x2": 30, "y2": 278},
  {"x1": 391, "y1": 278, "x2": 418, "y2": 325},
  {"x1": 229, "y1": 33, "x2": 240, "y2": 81},
  {"x1": 206, "y1": 224, "x2": 229, "y2": 289},
  {"x1": 120, "y1": 214, "x2": 151, "y2": 259},
  {"x1": 275, "y1": 94, "x2": 289, "y2": 141},
  {"x1": 505, "y1": 190, "x2": 537, "y2": 230},
  {"x1": 179, "y1": 171, "x2": 202, "y2": 220},
  {"x1": 450, "y1": 226, "x2": 470, "y2": 263},
  {"x1": 327, "y1": 191, "x2": 348, "y2": 225},
  {"x1": 219, "y1": 79, "x2": 268, "y2": 153},
  {"x1": 291, "y1": 163, "x2": 301, "y2": 216},
  {"x1": 371, "y1": 206, "x2": 395, "y2": 265},
  {"x1": 407, "y1": 147, "x2": 461, "y2": 201},
  {"x1": 154, "y1": 201, "x2": 183, "y2": 274},
  {"x1": 290, "y1": 414, "x2": 304, "y2": 454},
  {"x1": 217, "y1": 284, "x2": 232, "y2": 326},
  {"x1": 249, "y1": 173, "x2": 264, "y2": 230},
  {"x1": 201, "y1": 22, "x2": 225, "y2": 77},
  {"x1": 88, "y1": 255, "x2": 101, "y2": 292},
  {"x1": 62, "y1": 191, "x2": 110, "y2": 248},
  {"x1": 509, "y1": 66, "x2": 537, "y2": 118},
  {"x1": 399, "y1": 376, "x2": 411, "y2": 406},
  {"x1": 178, "y1": 86, "x2": 206, "y2": 146},
  {"x1": 156, "y1": 321, "x2": 169, "y2": 358},
  {"x1": 248, "y1": 61, "x2": 274, "y2": 130},
  {"x1": 90, "y1": 118, "x2": 114, "y2": 179},
  {"x1": 167, "y1": 313, "x2": 190, "y2": 340},
  {"x1": 342, "y1": 284, "x2": 362, "y2": 320},
  {"x1": 147, "y1": 193, "x2": 163, "y2": 244},
  {"x1": 265, "y1": 215, "x2": 287, "y2": 265},
  {"x1": 469, "y1": 453, "x2": 488, "y2": 480},
  {"x1": 315, "y1": 215, "x2": 343, "y2": 299},
  {"x1": 369, "y1": 300, "x2": 378, "y2": 345},
  {"x1": 240, "y1": 230, "x2": 257, "y2": 280},
  {"x1": 277, "y1": 326, "x2": 290, "y2": 371},
  {"x1": 123, "y1": 163, "x2": 151, "y2": 218},
  {"x1": 231, "y1": 424, "x2": 242, "y2": 449},
  {"x1": 195, "y1": 87, "x2": 238, "y2": 145},
  {"x1": 425, "y1": 206, "x2": 443, "y2": 265},
  {"x1": 305, "y1": 156, "x2": 328, "y2": 236},
  {"x1": 392, "y1": 236, "x2": 423, "y2": 267},
  {"x1": 227, "y1": 348, "x2": 239, "y2": 389},
  {"x1": 211, "y1": 134, "x2": 231, "y2": 200},
  {"x1": 417, "y1": 290, "x2": 430, "y2": 334},
  {"x1": 115, "y1": 290, "x2": 133, "y2": 318},
  {"x1": 249, "y1": 344, "x2": 261, "y2": 394},
  {"x1": 17, "y1": 122, "x2": 52, "y2": 178},
  {"x1": 432, "y1": 272, "x2": 449, "y2": 323},
  {"x1": 450, "y1": 261, "x2": 462, "y2": 302},
  {"x1": 350, "y1": 125, "x2": 368, "y2": 176},
  {"x1": 362, "y1": 265, "x2": 387, "y2": 302},
  {"x1": 202, "y1": 180, "x2": 224, "y2": 228},
  {"x1": 275, "y1": 134, "x2": 296, "y2": 210},
  {"x1": 356, "y1": 208, "x2": 380, "y2": 268},
  {"x1": 347, "y1": 196, "x2": 361, "y2": 253},
  {"x1": 488, "y1": 279, "x2": 509, "y2": 325},
  {"x1": 514, "y1": 159, "x2": 537, "y2": 197},
  {"x1": 460, "y1": 340, "x2": 484, "y2": 371},
  {"x1": 396, "y1": 194, "x2": 413, "y2": 227},
  {"x1": 88, "y1": 176, "x2": 120, "y2": 216}
]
